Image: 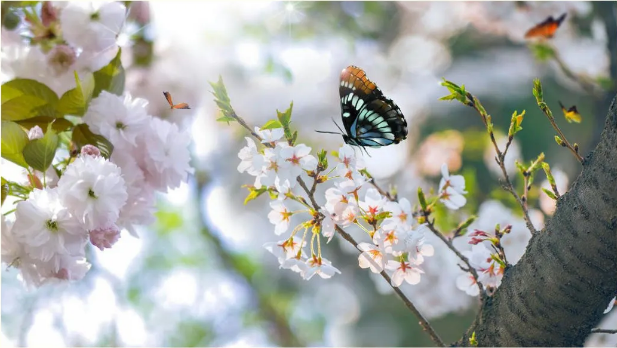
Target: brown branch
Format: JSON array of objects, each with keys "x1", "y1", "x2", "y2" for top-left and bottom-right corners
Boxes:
[
  {"x1": 591, "y1": 328, "x2": 617, "y2": 334},
  {"x1": 424, "y1": 216, "x2": 486, "y2": 301},
  {"x1": 534, "y1": 101, "x2": 585, "y2": 164},
  {"x1": 334, "y1": 225, "x2": 446, "y2": 347}
]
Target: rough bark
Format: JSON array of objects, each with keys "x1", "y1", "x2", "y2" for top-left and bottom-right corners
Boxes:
[{"x1": 458, "y1": 95, "x2": 617, "y2": 347}]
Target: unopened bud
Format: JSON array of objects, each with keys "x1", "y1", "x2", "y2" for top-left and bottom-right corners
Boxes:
[
  {"x1": 80, "y1": 144, "x2": 101, "y2": 157},
  {"x1": 89, "y1": 224, "x2": 121, "y2": 251},
  {"x1": 418, "y1": 187, "x2": 428, "y2": 211}
]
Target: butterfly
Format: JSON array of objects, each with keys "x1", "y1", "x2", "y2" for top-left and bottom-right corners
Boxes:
[
  {"x1": 559, "y1": 101, "x2": 582, "y2": 123},
  {"x1": 316, "y1": 65, "x2": 408, "y2": 152},
  {"x1": 524, "y1": 13, "x2": 567, "y2": 39},
  {"x1": 163, "y1": 91, "x2": 190, "y2": 109}
]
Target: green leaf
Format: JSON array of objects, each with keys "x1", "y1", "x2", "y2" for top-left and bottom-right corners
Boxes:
[
  {"x1": 244, "y1": 186, "x2": 267, "y2": 205},
  {"x1": 92, "y1": 48, "x2": 125, "y2": 97},
  {"x1": 57, "y1": 71, "x2": 95, "y2": 116},
  {"x1": 261, "y1": 119, "x2": 283, "y2": 130},
  {"x1": 1, "y1": 85, "x2": 22, "y2": 103},
  {"x1": 22, "y1": 123, "x2": 58, "y2": 172},
  {"x1": 71, "y1": 124, "x2": 114, "y2": 158},
  {"x1": 1, "y1": 120, "x2": 29, "y2": 168},
  {"x1": 529, "y1": 43, "x2": 555, "y2": 62},
  {"x1": 216, "y1": 115, "x2": 236, "y2": 124},
  {"x1": 542, "y1": 187, "x2": 557, "y2": 200},
  {"x1": 1, "y1": 95, "x2": 48, "y2": 121},
  {"x1": 1, "y1": 78, "x2": 59, "y2": 117},
  {"x1": 276, "y1": 102, "x2": 293, "y2": 127},
  {"x1": 1, "y1": 177, "x2": 8, "y2": 206},
  {"x1": 16, "y1": 116, "x2": 73, "y2": 133}
]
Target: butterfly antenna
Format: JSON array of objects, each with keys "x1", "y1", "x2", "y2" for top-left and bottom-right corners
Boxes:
[
  {"x1": 331, "y1": 117, "x2": 346, "y2": 134},
  {"x1": 315, "y1": 130, "x2": 341, "y2": 135}
]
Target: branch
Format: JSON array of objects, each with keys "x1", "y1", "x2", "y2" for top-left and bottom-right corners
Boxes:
[
  {"x1": 334, "y1": 225, "x2": 446, "y2": 347},
  {"x1": 464, "y1": 92, "x2": 538, "y2": 234},
  {"x1": 458, "y1": 95, "x2": 617, "y2": 346},
  {"x1": 227, "y1": 108, "x2": 445, "y2": 347},
  {"x1": 591, "y1": 329, "x2": 617, "y2": 334},
  {"x1": 424, "y1": 216, "x2": 486, "y2": 301},
  {"x1": 368, "y1": 178, "x2": 485, "y2": 301}
]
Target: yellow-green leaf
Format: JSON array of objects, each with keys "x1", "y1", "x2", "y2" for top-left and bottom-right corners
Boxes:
[
  {"x1": 1, "y1": 177, "x2": 8, "y2": 206},
  {"x1": 261, "y1": 119, "x2": 283, "y2": 130},
  {"x1": 1, "y1": 95, "x2": 48, "y2": 121},
  {"x1": 16, "y1": 116, "x2": 73, "y2": 133},
  {"x1": 1, "y1": 120, "x2": 29, "y2": 168},
  {"x1": 22, "y1": 123, "x2": 58, "y2": 172},
  {"x1": 92, "y1": 48, "x2": 125, "y2": 97},
  {"x1": 1, "y1": 78, "x2": 59, "y2": 116},
  {"x1": 57, "y1": 71, "x2": 95, "y2": 116}
]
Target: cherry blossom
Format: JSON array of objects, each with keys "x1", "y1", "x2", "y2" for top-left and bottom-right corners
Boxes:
[
  {"x1": 267, "y1": 201, "x2": 293, "y2": 235},
  {"x1": 386, "y1": 260, "x2": 424, "y2": 287}
]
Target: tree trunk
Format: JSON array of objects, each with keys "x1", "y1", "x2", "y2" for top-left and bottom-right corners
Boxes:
[{"x1": 458, "y1": 95, "x2": 617, "y2": 346}]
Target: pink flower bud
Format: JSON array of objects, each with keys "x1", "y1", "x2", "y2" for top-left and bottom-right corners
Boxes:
[
  {"x1": 27, "y1": 126, "x2": 44, "y2": 140},
  {"x1": 89, "y1": 224, "x2": 121, "y2": 251},
  {"x1": 41, "y1": 2, "x2": 58, "y2": 27},
  {"x1": 80, "y1": 144, "x2": 101, "y2": 157},
  {"x1": 47, "y1": 44, "x2": 76, "y2": 76},
  {"x1": 469, "y1": 237, "x2": 484, "y2": 245},
  {"x1": 470, "y1": 229, "x2": 488, "y2": 237}
]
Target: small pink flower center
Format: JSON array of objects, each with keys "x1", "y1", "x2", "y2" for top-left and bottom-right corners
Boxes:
[{"x1": 287, "y1": 154, "x2": 301, "y2": 165}]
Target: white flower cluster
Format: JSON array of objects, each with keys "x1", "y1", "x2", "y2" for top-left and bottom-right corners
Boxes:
[
  {"x1": 3, "y1": 2, "x2": 128, "y2": 95},
  {"x1": 238, "y1": 131, "x2": 468, "y2": 287},
  {"x1": 2, "y1": 91, "x2": 193, "y2": 288}
]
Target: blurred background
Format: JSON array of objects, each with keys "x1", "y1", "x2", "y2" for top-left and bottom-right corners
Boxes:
[{"x1": 2, "y1": 1, "x2": 616, "y2": 346}]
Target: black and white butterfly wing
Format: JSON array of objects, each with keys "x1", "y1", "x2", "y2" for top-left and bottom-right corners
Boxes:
[{"x1": 338, "y1": 65, "x2": 408, "y2": 148}]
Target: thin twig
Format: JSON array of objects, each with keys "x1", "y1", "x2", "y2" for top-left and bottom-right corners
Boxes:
[
  {"x1": 424, "y1": 216, "x2": 486, "y2": 301},
  {"x1": 465, "y1": 93, "x2": 538, "y2": 234},
  {"x1": 369, "y1": 177, "x2": 485, "y2": 300},
  {"x1": 334, "y1": 225, "x2": 446, "y2": 347},
  {"x1": 590, "y1": 329, "x2": 617, "y2": 334},
  {"x1": 537, "y1": 105, "x2": 585, "y2": 163},
  {"x1": 230, "y1": 110, "x2": 445, "y2": 347}
]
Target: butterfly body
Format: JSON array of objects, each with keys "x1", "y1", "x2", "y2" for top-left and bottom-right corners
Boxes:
[
  {"x1": 525, "y1": 13, "x2": 567, "y2": 39},
  {"x1": 163, "y1": 91, "x2": 190, "y2": 109},
  {"x1": 337, "y1": 66, "x2": 408, "y2": 148}
]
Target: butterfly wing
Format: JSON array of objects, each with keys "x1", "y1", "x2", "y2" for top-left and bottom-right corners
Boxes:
[
  {"x1": 338, "y1": 65, "x2": 407, "y2": 147},
  {"x1": 172, "y1": 103, "x2": 191, "y2": 109},
  {"x1": 352, "y1": 97, "x2": 408, "y2": 147},
  {"x1": 339, "y1": 66, "x2": 383, "y2": 136},
  {"x1": 163, "y1": 91, "x2": 174, "y2": 107},
  {"x1": 525, "y1": 13, "x2": 567, "y2": 39}
]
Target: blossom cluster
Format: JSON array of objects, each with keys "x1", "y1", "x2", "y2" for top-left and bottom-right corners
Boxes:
[
  {"x1": 2, "y1": 92, "x2": 193, "y2": 288},
  {"x1": 238, "y1": 130, "x2": 469, "y2": 288},
  {"x1": 3, "y1": 2, "x2": 129, "y2": 95}
]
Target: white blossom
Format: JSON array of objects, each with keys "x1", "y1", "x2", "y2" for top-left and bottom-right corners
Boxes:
[
  {"x1": 57, "y1": 155, "x2": 128, "y2": 230},
  {"x1": 143, "y1": 117, "x2": 194, "y2": 191},
  {"x1": 304, "y1": 257, "x2": 341, "y2": 280},
  {"x1": 456, "y1": 273, "x2": 480, "y2": 297},
  {"x1": 12, "y1": 188, "x2": 87, "y2": 262},
  {"x1": 83, "y1": 91, "x2": 150, "y2": 147},
  {"x1": 237, "y1": 137, "x2": 265, "y2": 176},
  {"x1": 386, "y1": 260, "x2": 424, "y2": 287},
  {"x1": 382, "y1": 198, "x2": 413, "y2": 230},
  {"x1": 267, "y1": 201, "x2": 293, "y2": 235},
  {"x1": 60, "y1": 1, "x2": 126, "y2": 52},
  {"x1": 255, "y1": 127, "x2": 284, "y2": 144},
  {"x1": 358, "y1": 242, "x2": 386, "y2": 273}
]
